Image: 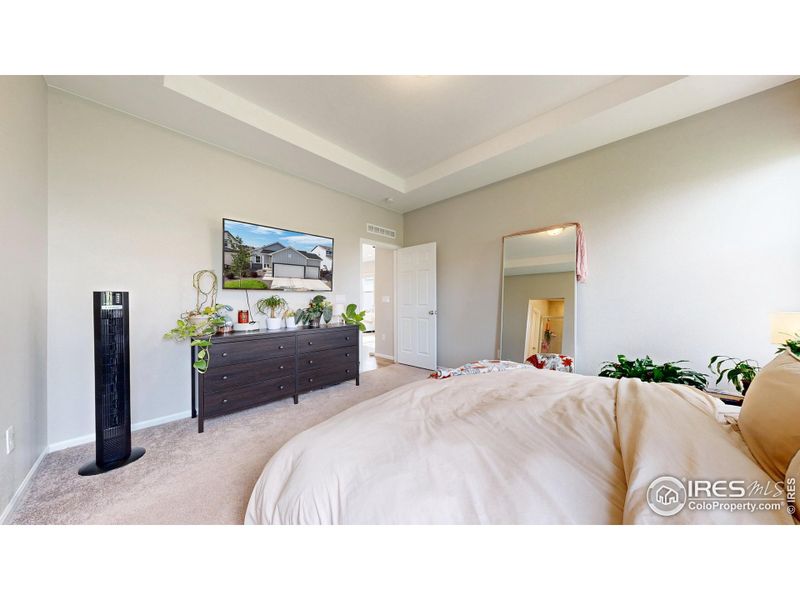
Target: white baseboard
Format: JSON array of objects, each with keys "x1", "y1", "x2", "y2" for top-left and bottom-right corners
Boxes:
[
  {"x1": 47, "y1": 409, "x2": 191, "y2": 453},
  {"x1": 374, "y1": 353, "x2": 395, "y2": 361},
  {"x1": 0, "y1": 448, "x2": 47, "y2": 525}
]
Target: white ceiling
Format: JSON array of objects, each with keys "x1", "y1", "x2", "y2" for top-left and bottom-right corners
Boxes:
[
  {"x1": 45, "y1": 75, "x2": 797, "y2": 213},
  {"x1": 204, "y1": 76, "x2": 621, "y2": 177}
]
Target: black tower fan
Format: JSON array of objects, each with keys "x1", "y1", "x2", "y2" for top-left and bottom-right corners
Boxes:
[{"x1": 79, "y1": 291, "x2": 145, "y2": 476}]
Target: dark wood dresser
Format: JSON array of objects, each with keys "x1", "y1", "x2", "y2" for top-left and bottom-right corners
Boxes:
[{"x1": 190, "y1": 324, "x2": 359, "y2": 432}]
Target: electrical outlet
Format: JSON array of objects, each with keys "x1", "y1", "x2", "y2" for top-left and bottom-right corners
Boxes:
[{"x1": 5, "y1": 426, "x2": 15, "y2": 454}]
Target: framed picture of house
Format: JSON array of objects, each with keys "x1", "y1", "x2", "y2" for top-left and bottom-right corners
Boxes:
[{"x1": 222, "y1": 218, "x2": 334, "y2": 291}]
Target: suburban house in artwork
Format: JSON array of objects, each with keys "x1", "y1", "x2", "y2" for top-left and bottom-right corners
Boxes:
[
  {"x1": 310, "y1": 244, "x2": 333, "y2": 272},
  {"x1": 223, "y1": 220, "x2": 334, "y2": 291}
]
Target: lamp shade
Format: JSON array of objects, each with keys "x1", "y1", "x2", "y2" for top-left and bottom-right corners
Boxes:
[{"x1": 770, "y1": 312, "x2": 800, "y2": 344}]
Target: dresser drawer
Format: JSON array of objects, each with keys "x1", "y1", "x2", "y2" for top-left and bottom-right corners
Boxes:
[
  {"x1": 204, "y1": 357, "x2": 295, "y2": 394},
  {"x1": 204, "y1": 374, "x2": 295, "y2": 415},
  {"x1": 297, "y1": 328, "x2": 358, "y2": 354},
  {"x1": 297, "y1": 345, "x2": 358, "y2": 372},
  {"x1": 209, "y1": 335, "x2": 295, "y2": 366},
  {"x1": 297, "y1": 364, "x2": 358, "y2": 393}
]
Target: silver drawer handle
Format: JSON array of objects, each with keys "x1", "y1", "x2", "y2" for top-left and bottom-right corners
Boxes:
[
  {"x1": 222, "y1": 375, "x2": 228, "y2": 380},
  {"x1": 279, "y1": 385, "x2": 285, "y2": 390},
  {"x1": 279, "y1": 365, "x2": 284, "y2": 370},
  {"x1": 345, "y1": 352, "x2": 350, "y2": 357},
  {"x1": 222, "y1": 398, "x2": 228, "y2": 404},
  {"x1": 278, "y1": 345, "x2": 285, "y2": 349},
  {"x1": 222, "y1": 352, "x2": 228, "y2": 357},
  {"x1": 308, "y1": 378, "x2": 314, "y2": 383},
  {"x1": 308, "y1": 359, "x2": 314, "y2": 364},
  {"x1": 345, "y1": 369, "x2": 350, "y2": 374},
  {"x1": 308, "y1": 341, "x2": 313, "y2": 345},
  {"x1": 345, "y1": 336, "x2": 350, "y2": 341}
]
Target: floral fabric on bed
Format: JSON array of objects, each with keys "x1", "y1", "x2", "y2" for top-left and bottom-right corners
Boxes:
[
  {"x1": 429, "y1": 359, "x2": 534, "y2": 379},
  {"x1": 526, "y1": 353, "x2": 575, "y2": 373}
]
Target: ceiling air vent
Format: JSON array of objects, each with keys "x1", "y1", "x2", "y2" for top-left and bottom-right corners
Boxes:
[{"x1": 367, "y1": 223, "x2": 397, "y2": 239}]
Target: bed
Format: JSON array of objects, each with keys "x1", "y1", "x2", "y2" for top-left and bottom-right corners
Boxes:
[{"x1": 245, "y1": 356, "x2": 799, "y2": 525}]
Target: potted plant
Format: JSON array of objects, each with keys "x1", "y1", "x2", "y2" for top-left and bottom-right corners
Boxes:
[
  {"x1": 284, "y1": 309, "x2": 297, "y2": 329},
  {"x1": 708, "y1": 356, "x2": 761, "y2": 395},
  {"x1": 778, "y1": 333, "x2": 800, "y2": 358},
  {"x1": 598, "y1": 355, "x2": 708, "y2": 390},
  {"x1": 294, "y1": 295, "x2": 332, "y2": 328},
  {"x1": 256, "y1": 295, "x2": 287, "y2": 330},
  {"x1": 341, "y1": 303, "x2": 367, "y2": 332},
  {"x1": 164, "y1": 270, "x2": 232, "y2": 374},
  {"x1": 322, "y1": 300, "x2": 334, "y2": 324}
]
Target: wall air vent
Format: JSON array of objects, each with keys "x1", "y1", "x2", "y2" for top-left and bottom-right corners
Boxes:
[{"x1": 367, "y1": 223, "x2": 397, "y2": 239}]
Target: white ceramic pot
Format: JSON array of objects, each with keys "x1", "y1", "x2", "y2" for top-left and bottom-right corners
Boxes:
[
  {"x1": 285, "y1": 316, "x2": 296, "y2": 329},
  {"x1": 266, "y1": 317, "x2": 283, "y2": 330},
  {"x1": 187, "y1": 314, "x2": 210, "y2": 327}
]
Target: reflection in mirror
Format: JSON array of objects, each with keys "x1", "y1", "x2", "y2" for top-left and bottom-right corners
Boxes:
[{"x1": 500, "y1": 225, "x2": 577, "y2": 365}]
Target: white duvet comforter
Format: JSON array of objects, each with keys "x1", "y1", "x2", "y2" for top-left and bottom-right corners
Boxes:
[{"x1": 245, "y1": 369, "x2": 794, "y2": 525}]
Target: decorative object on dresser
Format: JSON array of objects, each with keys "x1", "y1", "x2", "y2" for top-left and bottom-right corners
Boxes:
[
  {"x1": 256, "y1": 295, "x2": 288, "y2": 330},
  {"x1": 294, "y1": 294, "x2": 332, "y2": 328},
  {"x1": 163, "y1": 269, "x2": 232, "y2": 374},
  {"x1": 191, "y1": 324, "x2": 359, "y2": 433},
  {"x1": 341, "y1": 303, "x2": 367, "y2": 331}
]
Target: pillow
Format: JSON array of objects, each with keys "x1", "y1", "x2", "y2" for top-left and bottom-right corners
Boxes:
[
  {"x1": 739, "y1": 351, "x2": 800, "y2": 482},
  {"x1": 786, "y1": 450, "x2": 800, "y2": 522}
]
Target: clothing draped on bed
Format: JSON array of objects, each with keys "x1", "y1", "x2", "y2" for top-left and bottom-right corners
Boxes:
[{"x1": 245, "y1": 369, "x2": 794, "y2": 525}]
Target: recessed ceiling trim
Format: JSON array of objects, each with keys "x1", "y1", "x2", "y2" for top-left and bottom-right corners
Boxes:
[
  {"x1": 163, "y1": 75, "x2": 407, "y2": 192},
  {"x1": 405, "y1": 75, "x2": 684, "y2": 192}
]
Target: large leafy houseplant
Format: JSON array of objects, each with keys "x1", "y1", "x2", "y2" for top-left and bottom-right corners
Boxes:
[
  {"x1": 164, "y1": 304, "x2": 231, "y2": 374},
  {"x1": 341, "y1": 303, "x2": 367, "y2": 332},
  {"x1": 708, "y1": 356, "x2": 760, "y2": 395},
  {"x1": 164, "y1": 270, "x2": 231, "y2": 374},
  {"x1": 598, "y1": 355, "x2": 708, "y2": 390},
  {"x1": 294, "y1": 295, "x2": 332, "y2": 328},
  {"x1": 777, "y1": 334, "x2": 800, "y2": 358}
]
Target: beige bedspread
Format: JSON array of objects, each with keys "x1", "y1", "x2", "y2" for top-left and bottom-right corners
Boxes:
[{"x1": 245, "y1": 369, "x2": 794, "y2": 525}]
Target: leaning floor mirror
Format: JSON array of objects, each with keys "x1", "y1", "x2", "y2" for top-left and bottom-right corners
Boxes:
[{"x1": 499, "y1": 225, "x2": 577, "y2": 366}]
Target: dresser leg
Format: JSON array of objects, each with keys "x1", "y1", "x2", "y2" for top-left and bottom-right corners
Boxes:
[
  {"x1": 356, "y1": 372, "x2": 360, "y2": 386},
  {"x1": 293, "y1": 394, "x2": 299, "y2": 405},
  {"x1": 198, "y1": 417, "x2": 204, "y2": 433}
]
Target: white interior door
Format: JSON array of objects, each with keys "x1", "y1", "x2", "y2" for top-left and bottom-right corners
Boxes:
[
  {"x1": 524, "y1": 301, "x2": 542, "y2": 360},
  {"x1": 395, "y1": 242, "x2": 437, "y2": 370}
]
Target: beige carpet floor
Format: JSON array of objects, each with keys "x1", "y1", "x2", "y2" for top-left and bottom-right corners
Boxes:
[{"x1": 8, "y1": 364, "x2": 429, "y2": 525}]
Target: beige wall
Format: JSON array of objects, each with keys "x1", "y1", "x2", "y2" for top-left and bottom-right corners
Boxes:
[
  {"x1": 500, "y1": 272, "x2": 575, "y2": 361},
  {"x1": 0, "y1": 77, "x2": 48, "y2": 517},
  {"x1": 374, "y1": 247, "x2": 395, "y2": 357},
  {"x1": 47, "y1": 89, "x2": 403, "y2": 446},
  {"x1": 404, "y1": 81, "x2": 800, "y2": 376}
]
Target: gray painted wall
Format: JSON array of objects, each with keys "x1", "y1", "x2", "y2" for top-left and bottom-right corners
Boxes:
[
  {"x1": 0, "y1": 76, "x2": 48, "y2": 517},
  {"x1": 404, "y1": 81, "x2": 800, "y2": 376},
  {"x1": 46, "y1": 88, "x2": 403, "y2": 446}
]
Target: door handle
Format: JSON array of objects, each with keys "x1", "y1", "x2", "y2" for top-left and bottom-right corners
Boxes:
[{"x1": 428, "y1": 310, "x2": 438, "y2": 315}]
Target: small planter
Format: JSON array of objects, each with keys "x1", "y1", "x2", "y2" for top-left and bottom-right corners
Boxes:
[
  {"x1": 309, "y1": 316, "x2": 321, "y2": 328},
  {"x1": 285, "y1": 316, "x2": 297, "y2": 329},
  {"x1": 187, "y1": 314, "x2": 210, "y2": 327},
  {"x1": 266, "y1": 317, "x2": 283, "y2": 330}
]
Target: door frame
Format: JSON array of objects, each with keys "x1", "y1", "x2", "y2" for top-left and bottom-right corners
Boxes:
[{"x1": 360, "y1": 238, "x2": 400, "y2": 363}]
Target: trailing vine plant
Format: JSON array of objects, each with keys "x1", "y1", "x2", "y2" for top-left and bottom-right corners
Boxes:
[{"x1": 164, "y1": 270, "x2": 231, "y2": 374}]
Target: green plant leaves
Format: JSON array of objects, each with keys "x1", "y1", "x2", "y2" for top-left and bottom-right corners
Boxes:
[{"x1": 598, "y1": 354, "x2": 708, "y2": 390}]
